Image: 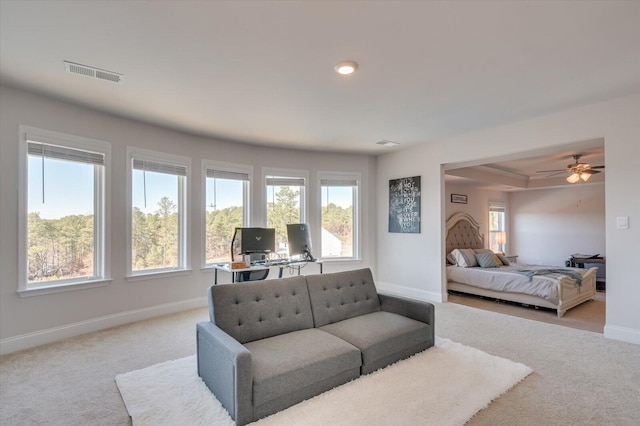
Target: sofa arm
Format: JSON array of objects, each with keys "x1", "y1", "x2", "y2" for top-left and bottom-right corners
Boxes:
[
  {"x1": 379, "y1": 293, "x2": 435, "y2": 328},
  {"x1": 196, "y1": 321, "x2": 253, "y2": 425}
]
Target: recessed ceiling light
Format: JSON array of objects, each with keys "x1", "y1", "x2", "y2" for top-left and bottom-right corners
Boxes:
[
  {"x1": 335, "y1": 61, "x2": 358, "y2": 75},
  {"x1": 376, "y1": 140, "x2": 400, "y2": 147}
]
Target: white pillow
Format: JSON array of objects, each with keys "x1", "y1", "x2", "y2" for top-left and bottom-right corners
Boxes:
[{"x1": 450, "y1": 248, "x2": 478, "y2": 267}]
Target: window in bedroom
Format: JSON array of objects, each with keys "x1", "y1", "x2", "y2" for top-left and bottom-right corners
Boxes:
[
  {"x1": 203, "y1": 161, "x2": 251, "y2": 265},
  {"x1": 320, "y1": 173, "x2": 360, "y2": 259},
  {"x1": 127, "y1": 147, "x2": 190, "y2": 277},
  {"x1": 18, "y1": 126, "x2": 111, "y2": 295},
  {"x1": 265, "y1": 170, "x2": 307, "y2": 254},
  {"x1": 489, "y1": 202, "x2": 506, "y2": 253}
]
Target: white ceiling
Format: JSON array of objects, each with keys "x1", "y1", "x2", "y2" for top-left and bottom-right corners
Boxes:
[
  {"x1": 1, "y1": 1, "x2": 639, "y2": 155},
  {"x1": 445, "y1": 143, "x2": 605, "y2": 191}
]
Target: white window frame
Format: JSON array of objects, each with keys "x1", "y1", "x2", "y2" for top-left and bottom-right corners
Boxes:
[
  {"x1": 488, "y1": 201, "x2": 507, "y2": 253},
  {"x1": 126, "y1": 147, "x2": 191, "y2": 279},
  {"x1": 263, "y1": 168, "x2": 308, "y2": 258},
  {"x1": 201, "y1": 159, "x2": 252, "y2": 268},
  {"x1": 263, "y1": 168, "x2": 308, "y2": 226},
  {"x1": 17, "y1": 125, "x2": 111, "y2": 297},
  {"x1": 318, "y1": 172, "x2": 361, "y2": 261}
]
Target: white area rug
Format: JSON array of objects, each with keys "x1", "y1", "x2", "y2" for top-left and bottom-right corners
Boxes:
[{"x1": 115, "y1": 338, "x2": 532, "y2": 426}]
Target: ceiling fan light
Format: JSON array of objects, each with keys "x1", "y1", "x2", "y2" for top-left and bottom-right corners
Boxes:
[
  {"x1": 567, "y1": 173, "x2": 580, "y2": 184},
  {"x1": 580, "y1": 172, "x2": 591, "y2": 182}
]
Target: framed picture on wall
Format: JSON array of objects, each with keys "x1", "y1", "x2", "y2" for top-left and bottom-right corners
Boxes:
[
  {"x1": 451, "y1": 194, "x2": 467, "y2": 204},
  {"x1": 389, "y1": 176, "x2": 421, "y2": 233}
]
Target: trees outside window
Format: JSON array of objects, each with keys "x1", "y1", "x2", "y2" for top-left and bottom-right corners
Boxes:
[
  {"x1": 265, "y1": 174, "x2": 306, "y2": 253},
  {"x1": 320, "y1": 174, "x2": 359, "y2": 259},
  {"x1": 203, "y1": 164, "x2": 250, "y2": 265},
  {"x1": 19, "y1": 126, "x2": 110, "y2": 293},
  {"x1": 131, "y1": 175, "x2": 179, "y2": 270},
  {"x1": 127, "y1": 148, "x2": 190, "y2": 276}
]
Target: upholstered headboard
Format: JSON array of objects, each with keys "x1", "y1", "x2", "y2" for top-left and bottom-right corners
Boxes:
[{"x1": 445, "y1": 212, "x2": 484, "y2": 254}]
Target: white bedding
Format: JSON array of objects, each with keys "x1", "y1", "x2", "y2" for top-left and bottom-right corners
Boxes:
[{"x1": 446, "y1": 264, "x2": 595, "y2": 305}]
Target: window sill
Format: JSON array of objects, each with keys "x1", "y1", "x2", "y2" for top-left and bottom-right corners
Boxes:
[
  {"x1": 126, "y1": 269, "x2": 192, "y2": 282},
  {"x1": 18, "y1": 278, "x2": 112, "y2": 297}
]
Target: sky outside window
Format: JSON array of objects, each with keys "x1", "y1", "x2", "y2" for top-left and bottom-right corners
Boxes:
[
  {"x1": 132, "y1": 170, "x2": 178, "y2": 213},
  {"x1": 206, "y1": 178, "x2": 242, "y2": 211},
  {"x1": 28, "y1": 156, "x2": 94, "y2": 219},
  {"x1": 321, "y1": 186, "x2": 353, "y2": 209}
]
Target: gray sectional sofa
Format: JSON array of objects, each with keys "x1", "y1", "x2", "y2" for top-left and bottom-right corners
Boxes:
[{"x1": 196, "y1": 268, "x2": 435, "y2": 425}]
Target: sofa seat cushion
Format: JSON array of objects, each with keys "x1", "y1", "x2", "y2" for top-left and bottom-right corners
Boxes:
[
  {"x1": 319, "y1": 311, "x2": 431, "y2": 374},
  {"x1": 244, "y1": 328, "x2": 361, "y2": 410}
]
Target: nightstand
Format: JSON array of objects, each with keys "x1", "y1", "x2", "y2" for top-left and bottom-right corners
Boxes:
[{"x1": 505, "y1": 255, "x2": 518, "y2": 263}]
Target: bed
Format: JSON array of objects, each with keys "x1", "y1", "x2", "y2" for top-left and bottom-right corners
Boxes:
[{"x1": 445, "y1": 212, "x2": 597, "y2": 317}]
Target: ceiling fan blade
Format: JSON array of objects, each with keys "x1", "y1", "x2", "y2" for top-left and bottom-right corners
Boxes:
[
  {"x1": 590, "y1": 165, "x2": 605, "y2": 169},
  {"x1": 536, "y1": 169, "x2": 566, "y2": 173},
  {"x1": 541, "y1": 171, "x2": 568, "y2": 177},
  {"x1": 582, "y1": 169, "x2": 601, "y2": 175}
]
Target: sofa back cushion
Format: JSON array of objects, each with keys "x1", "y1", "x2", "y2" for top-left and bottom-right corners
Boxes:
[
  {"x1": 210, "y1": 276, "x2": 314, "y2": 344},
  {"x1": 306, "y1": 268, "x2": 381, "y2": 327}
]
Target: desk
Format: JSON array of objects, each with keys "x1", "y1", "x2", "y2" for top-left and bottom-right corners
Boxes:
[
  {"x1": 569, "y1": 256, "x2": 605, "y2": 268},
  {"x1": 570, "y1": 256, "x2": 606, "y2": 292},
  {"x1": 213, "y1": 260, "x2": 323, "y2": 285}
]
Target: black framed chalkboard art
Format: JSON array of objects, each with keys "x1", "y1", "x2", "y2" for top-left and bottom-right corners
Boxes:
[{"x1": 388, "y1": 176, "x2": 421, "y2": 233}]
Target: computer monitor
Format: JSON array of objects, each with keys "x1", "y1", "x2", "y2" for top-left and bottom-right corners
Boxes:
[
  {"x1": 287, "y1": 223, "x2": 315, "y2": 261},
  {"x1": 231, "y1": 227, "x2": 276, "y2": 261}
]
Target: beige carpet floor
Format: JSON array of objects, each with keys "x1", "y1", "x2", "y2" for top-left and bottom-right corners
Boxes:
[
  {"x1": 1, "y1": 301, "x2": 639, "y2": 425},
  {"x1": 448, "y1": 291, "x2": 606, "y2": 333}
]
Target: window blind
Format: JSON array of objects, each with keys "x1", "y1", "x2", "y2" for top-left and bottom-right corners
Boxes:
[
  {"x1": 320, "y1": 178, "x2": 358, "y2": 187},
  {"x1": 489, "y1": 203, "x2": 505, "y2": 213},
  {"x1": 206, "y1": 169, "x2": 249, "y2": 181},
  {"x1": 27, "y1": 141, "x2": 105, "y2": 165},
  {"x1": 133, "y1": 159, "x2": 186, "y2": 176},
  {"x1": 266, "y1": 176, "x2": 305, "y2": 186}
]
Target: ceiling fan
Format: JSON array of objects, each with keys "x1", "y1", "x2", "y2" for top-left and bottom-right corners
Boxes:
[{"x1": 536, "y1": 154, "x2": 605, "y2": 183}]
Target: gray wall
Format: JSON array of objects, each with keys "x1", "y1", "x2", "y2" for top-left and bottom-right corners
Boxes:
[
  {"x1": 0, "y1": 85, "x2": 377, "y2": 353},
  {"x1": 376, "y1": 93, "x2": 640, "y2": 345},
  {"x1": 444, "y1": 182, "x2": 606, "y2": 267},
  {"x1": 444, "y1": 183, "x2": 510, "y2": 251},
  {"x1": 510, "y1": 184, "x2": 605, "y2": 266}
]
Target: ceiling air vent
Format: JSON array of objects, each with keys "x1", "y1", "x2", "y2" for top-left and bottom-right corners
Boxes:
[{"x1": 64, "y1": 61, "x2": 123, "y2": 84}]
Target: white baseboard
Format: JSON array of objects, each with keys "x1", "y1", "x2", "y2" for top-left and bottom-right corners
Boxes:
[
  {"x1": 0, "y1": 297, "x2": 208, "y2": 356},
  {"x1": 604, "y1": 324, "x2": 640, "y2": 345},
  {"x1": 377, "y1": 281, "x2": 444, "y2": 304}
]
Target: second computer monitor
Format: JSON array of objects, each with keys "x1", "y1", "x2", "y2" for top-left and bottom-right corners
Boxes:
[{"x1": 287, "y1": 223, "x2": 314, "y2": 260}]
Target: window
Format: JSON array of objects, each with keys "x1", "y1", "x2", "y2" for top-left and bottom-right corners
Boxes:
[
  {"x1": 18, "y1": 126, "x2": 110, "y2": 294},
  {"x1": 127, "y1": 148, "x2": 190, "y2": 277},
  {"x1": 489, "y1": 202, "x2": 506, "y2": 253},
  {"x1": 203, "y1": 161, "x2": 251, "y2": 265},
  {"x1": 320, "y1": 173, "x2": 360, "y2": 259},
  {"x1": 265, "y1": 170, "x2": 307, "y2": 254}
]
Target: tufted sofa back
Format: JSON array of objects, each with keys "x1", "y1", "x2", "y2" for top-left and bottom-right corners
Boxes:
[
  {"x1": 305, "y1": 268, "x2": 380, "y2": 327},
  {"x1": 210, "y1": 276, "x2": 313, "y2": 344}
]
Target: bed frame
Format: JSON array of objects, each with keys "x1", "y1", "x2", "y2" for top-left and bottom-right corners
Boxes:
[{"x1": 445, "y1": 212, "x2": 596, "y2": 317}]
